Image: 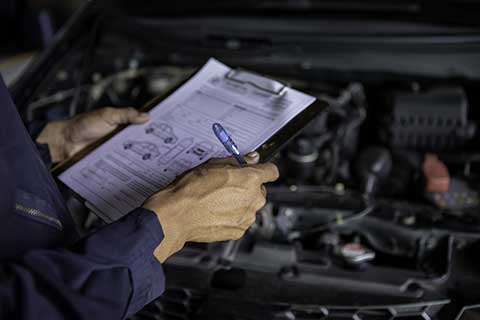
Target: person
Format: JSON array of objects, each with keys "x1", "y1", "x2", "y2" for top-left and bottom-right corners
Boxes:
[{"x1": 0, "y1": 72, "x2": 279, "y2": 319}]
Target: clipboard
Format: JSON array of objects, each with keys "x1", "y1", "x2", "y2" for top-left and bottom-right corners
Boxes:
[
  {"x1": 52, "y1": 63, "x2": 328, "y2": 222},
  {"x1": 53, "y1": 67, "x2": 327, "y2": 176}
]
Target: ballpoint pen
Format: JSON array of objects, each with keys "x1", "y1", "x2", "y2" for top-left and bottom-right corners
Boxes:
[{"x1": 212, "y1": 123, "x2": 247, "y2": 166}]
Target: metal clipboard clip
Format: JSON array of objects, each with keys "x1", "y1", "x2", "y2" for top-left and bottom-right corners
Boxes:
[{"x1": 225, "y1": 68, "x2": 289, "y2": 97}]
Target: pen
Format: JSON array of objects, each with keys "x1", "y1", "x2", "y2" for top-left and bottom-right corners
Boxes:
[{"x1": 212, "y1": 123, "x2": 247, "y2": 166}]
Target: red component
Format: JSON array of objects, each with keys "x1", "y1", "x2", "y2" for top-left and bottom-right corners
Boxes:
[{"x1": 423, "y1": 153, "x2": 450, "y2": 192}]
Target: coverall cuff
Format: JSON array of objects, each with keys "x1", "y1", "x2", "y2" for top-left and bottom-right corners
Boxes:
[
  {"x1": 124, "y1": 208, "x2": 166, "y2": 317},
  {"x1": 25, "y1": 120, "x2": 53, "y2": 167},
  {"x1": 25, "y1": 119, "x2": 48, "y2": 139}
]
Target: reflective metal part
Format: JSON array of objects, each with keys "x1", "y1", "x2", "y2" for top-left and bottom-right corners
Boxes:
[{"x1": 337, "y1": 242, "x2": 375, "y2": 265}]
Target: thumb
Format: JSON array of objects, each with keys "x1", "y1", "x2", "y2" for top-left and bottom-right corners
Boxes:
[
  {"x1": 104, "y1": 107, "x2": 150, "y2": 125},
  {"x1": 208, "y1": 152, "x2": 259, "y2": 166}
]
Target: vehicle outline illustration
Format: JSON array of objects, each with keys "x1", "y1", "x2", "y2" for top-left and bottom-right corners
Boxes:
[
  {"x1": 163, "y1": 158, "x2": 193, "y2": 174},
  {"x1": 187, "y1": 141, "x2": 215, "y2": 161},
  {"x1": 145, "y1": 122, "x2": 178, "y2": 144},
  {"x1": 123, "y1": 140, "x2": 161, "y2": 160},
  {"x1": 158, "y1": 138, "x2": 194, "y2": 165}
]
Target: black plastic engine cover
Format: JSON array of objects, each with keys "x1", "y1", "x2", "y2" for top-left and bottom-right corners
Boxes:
[{"x1": 386, "y1": 87, "x2": 474, "y2": 151}]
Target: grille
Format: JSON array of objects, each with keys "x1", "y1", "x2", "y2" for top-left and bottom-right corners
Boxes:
[
  {"x1": 132, "y1": 289, "x2": 448, "y2": 320},
  {"x1": 274, "y1": 301, "x2": 448, "y2": 320}
]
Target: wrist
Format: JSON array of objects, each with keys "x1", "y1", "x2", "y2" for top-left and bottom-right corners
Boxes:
[{"x1": 143, "y1": 190, "x2": 189, "y2": 262}]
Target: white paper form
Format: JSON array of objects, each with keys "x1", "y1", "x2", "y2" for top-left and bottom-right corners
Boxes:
[{"x1": 59, "y1": 58, "x2": 316, "y2": 222}]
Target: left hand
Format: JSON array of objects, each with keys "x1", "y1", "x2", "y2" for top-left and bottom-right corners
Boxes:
[{"x1": 37, "y1": 107, "x2": 150, "y2": 163}]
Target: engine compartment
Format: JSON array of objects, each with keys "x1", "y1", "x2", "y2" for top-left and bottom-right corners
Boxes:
[{"x1": 15, "y1": 12, "x2": 480, "y2": 319}]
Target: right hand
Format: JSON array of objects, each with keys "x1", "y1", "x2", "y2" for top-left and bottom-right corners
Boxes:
[{"x1": 143, "y1": 152, "x2": 279, "y2": 262}]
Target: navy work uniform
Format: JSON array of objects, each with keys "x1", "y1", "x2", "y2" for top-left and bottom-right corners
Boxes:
[{"x1": 0, "y1": 75, "x2": 165, "y2": 319}]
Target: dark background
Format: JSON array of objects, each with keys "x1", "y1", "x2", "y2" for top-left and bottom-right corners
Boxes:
[{"x1": 0, "y1": 0, "x2": 83, "y2": 53}]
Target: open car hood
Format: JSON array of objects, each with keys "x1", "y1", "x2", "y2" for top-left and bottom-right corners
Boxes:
[{"x1": 102, "y1": 0, "x2": 480, "y2": 28}]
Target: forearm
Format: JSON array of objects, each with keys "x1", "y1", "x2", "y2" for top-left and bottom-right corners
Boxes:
[{"x1": 0, "y1": 208, "x2": 165, "y2": 319}]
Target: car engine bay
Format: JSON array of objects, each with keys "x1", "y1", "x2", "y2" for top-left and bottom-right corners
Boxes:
[{"x1": 11, "y1": 4, "x2": 480, "y2": 319}]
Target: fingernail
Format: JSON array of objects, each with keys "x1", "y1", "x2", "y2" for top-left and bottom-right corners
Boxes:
[
  {"x1": 138, "y1": 113, "x2": 150, "y2": 121},
  {"x1": 247, "y1": 152, "x2": 259, "y2": 159}
]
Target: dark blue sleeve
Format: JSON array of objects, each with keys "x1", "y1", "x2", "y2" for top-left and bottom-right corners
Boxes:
[
  {"x1": 25, "y1": 120, "x2": 53, "y2": 167},
  {"x1": 0, "y1": 208, "x2": 165, "y2": 319}
]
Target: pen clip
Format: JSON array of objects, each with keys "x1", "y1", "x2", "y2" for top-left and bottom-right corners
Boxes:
[
  {"x1": 212, "y1": 123, "x2": 247, "y2": 166},
  {"x1": 225, "y1": 68, "x2": 289, "y2": 97}
]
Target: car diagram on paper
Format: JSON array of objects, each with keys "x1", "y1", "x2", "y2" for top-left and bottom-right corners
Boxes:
[{"x1": 145, "y1": 122, "x2": 178, "y2": 144}]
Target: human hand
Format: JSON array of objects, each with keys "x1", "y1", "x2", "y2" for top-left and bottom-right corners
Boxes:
[
  {"x1": 143, "y1": 152, "x2": 279, "y2": 263},
  {"x1": 37, "y1": 107, "x2": 150, "y2": 163}
]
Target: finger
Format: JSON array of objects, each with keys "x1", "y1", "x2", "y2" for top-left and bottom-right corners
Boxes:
[
  {"x1": 253, "y1": 193, "x2": 267, "y2": 210},
  {"x1": 250, "y1": 163, "x2": 280, "y2": 183},
  {"x1": 261, "y1": 185, "x2": 267, "y2": 198},
  {"x1": 208, "y1": 156, "x2": 238, "y2": 166},
  {"x1": 237, "y1": 210, "x2": 257, "y2": 227},
  {"x1": 246, "y1": 214, "x2": 257, "y2": 227},
  {"x1": 244, "y1": 152, "x2": 260, "y2": 165},
  {"x1": 122, "y1": 107, "x2": 150, "y2": 124},
  {"x1": 103, "y1": 107, "x2": 150, "y2": 125},
  {"x1": 130, "y1": 110, "x2": 150, "y2": 124},
  {"x1": 189, "y1": 226, "x2": 246, "y2": 243},
  {"x1": 230, "y1": 229, "x2": 247, "y2": 241},
  {"x1": 209, "y1": 152, "x2": 259, "y2": 166}
]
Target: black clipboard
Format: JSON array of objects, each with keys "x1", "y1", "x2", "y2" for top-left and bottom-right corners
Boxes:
[
  {"x1": 53, "y1": 66, "x2": 328, "y2": 176},
  {"x1": 52, "y1": 64, "x2": 328, "y2": 221},
  {"x1": 51, "y1": 64, "x2": 328, "y2": 223}
]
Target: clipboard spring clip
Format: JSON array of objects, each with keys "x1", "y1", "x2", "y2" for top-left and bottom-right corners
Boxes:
[{"x1": 225, "y1": 68, "x2": 289, "y2": 97}]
